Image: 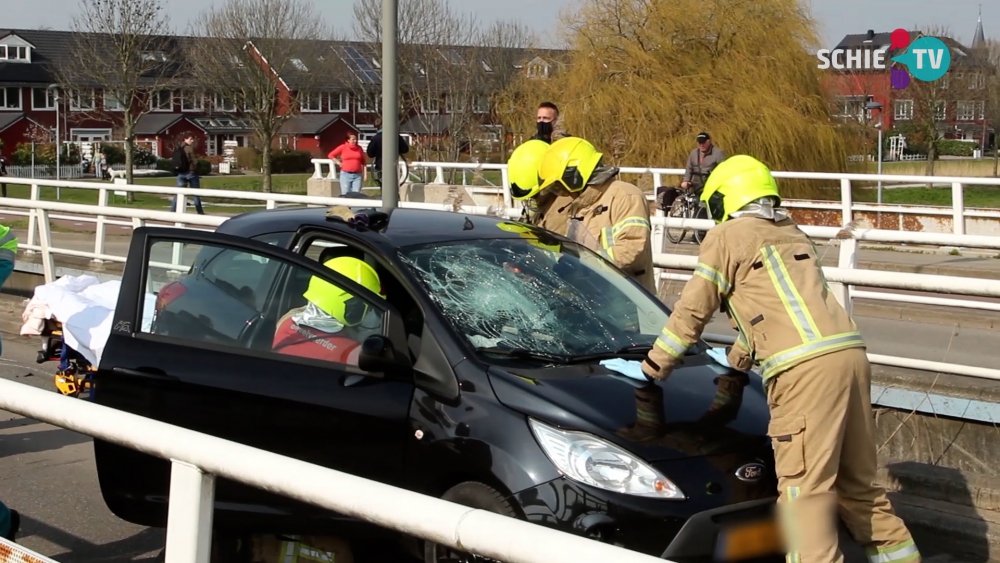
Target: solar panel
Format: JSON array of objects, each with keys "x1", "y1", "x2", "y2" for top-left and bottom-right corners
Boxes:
[{"x1": 343, "y1": 46, "x2": 380, "y2": 84}]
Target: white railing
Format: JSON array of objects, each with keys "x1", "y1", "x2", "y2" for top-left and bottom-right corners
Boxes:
[
  {"x1": 0, "y1": 378, "x2": 665, "y2": 563},
  {"x1": 392, "y1": 161, "x2": 1000, "y2": 237},
  {"x1": 3, "y1": 176, "x2": 1000, "y2": 381}
]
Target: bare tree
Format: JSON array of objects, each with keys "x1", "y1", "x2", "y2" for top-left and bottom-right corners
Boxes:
[
  {"x1": 58, "y1": 0, "x2": 177, "y2": 196},
  {"x1": 978, "y1": 39, "x2": 1000, "y2": 176},
  {"x1": 188, "y1": 0, "x2": 329, "y2": 192},
  {"x1": 478, "y1": 20, "x2": 538, "y2": 158}
]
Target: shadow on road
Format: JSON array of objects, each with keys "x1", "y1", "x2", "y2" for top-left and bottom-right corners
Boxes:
[
  {"x1": 0, "y1": 417, "x2": 42, "y2": 431},
  {"x1": 0, "y1": 424, "x2": 92, "y2": 459},
  {"x1": 19, "y1": 513, "x2": 164, "y2": 562}
]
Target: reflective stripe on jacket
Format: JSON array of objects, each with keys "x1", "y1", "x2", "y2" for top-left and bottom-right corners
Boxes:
[
  {"x1": 0, "y1": 225, "x2": 17, "y2": 263},
  {"x1": 641, "y1": 216, "x2": 863, "y2": 381},
  {"x1": 539, "y1": 179, "x2": 655, "y2": 293}
]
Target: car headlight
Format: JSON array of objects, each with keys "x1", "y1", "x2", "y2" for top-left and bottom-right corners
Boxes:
[{"x1": 528, "y1": 418, "x2": 685, "y2": 500}]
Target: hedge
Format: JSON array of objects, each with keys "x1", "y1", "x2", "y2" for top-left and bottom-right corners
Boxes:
[
  {"x1": 936, "y1": 140, "x2": 977, "y2": 157},
  {"x1": 268, "y1": 150, "x2": 313, "y2": 174}
]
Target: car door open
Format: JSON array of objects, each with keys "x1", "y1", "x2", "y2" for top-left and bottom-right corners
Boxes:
[{"x1": 93, "y1": 227, "x2": 415, "y2": 529}]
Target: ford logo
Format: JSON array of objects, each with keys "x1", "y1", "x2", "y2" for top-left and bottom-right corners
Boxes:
[{"x1": 735, "y1": 463, "x2": 765, "y2": 482}]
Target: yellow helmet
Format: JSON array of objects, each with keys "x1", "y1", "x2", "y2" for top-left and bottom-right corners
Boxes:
[
  {"x1": 700, "y1": 155, "x2": 781, "y2": 223},
  {"x1": 507, "y1": 140, "x2": 551, "y2": 200},
  {"x1": 537, "y1": 137, "x2": 603, "y2": 193},
  {"x1": 303, "y1": 256, "x2": 384, "y2": 327}
]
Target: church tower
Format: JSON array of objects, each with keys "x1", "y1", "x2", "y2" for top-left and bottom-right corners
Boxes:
[{"x1": 972, "y1": 4, "x2": 986, "y2": 48}]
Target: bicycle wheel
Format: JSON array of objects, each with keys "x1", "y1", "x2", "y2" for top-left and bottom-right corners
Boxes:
[
  {"x1": 693, "y1": 204, "x2": 710, "y2": 245},
  {"x1": 664, "y1": 198, "x2": 688, "y2": 245}
]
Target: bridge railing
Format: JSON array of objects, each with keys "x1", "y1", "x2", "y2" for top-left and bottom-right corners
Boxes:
[
  {"x1": 324, "y1": 159, "x2": 1000, "y2": 237},
  {"x1": 2, "y1": 177, "x2": 1000, "y2": 382},
  {"x1": 0, "y1": 378, "x2": 665, "y2": 563}
]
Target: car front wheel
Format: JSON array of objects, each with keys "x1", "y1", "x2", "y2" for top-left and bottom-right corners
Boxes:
[{"x1": 423, "y1": 482, "x2": 519, "y2": 563}]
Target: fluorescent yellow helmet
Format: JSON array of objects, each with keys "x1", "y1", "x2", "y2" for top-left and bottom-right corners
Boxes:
[
  {"x1": 700, "y1": 155, "x2": 781, "y2": 223},
  {"x1": 537, "y1": 137, "x2": 603, "y2": 193},
  {"x1": 303, "y1": 256, "x2": 384, "y2": 327},
  {"x1": 507, "y1": 140, "x2": 551, "y2": 200}
]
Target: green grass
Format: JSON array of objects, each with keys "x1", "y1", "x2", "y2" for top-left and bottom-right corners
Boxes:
[{"x1": 852, "y1": 186, "x2": 1000, "y2": 208}]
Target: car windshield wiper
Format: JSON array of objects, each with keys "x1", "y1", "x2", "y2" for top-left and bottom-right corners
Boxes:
[
  {"x1": 563, "y1": 344, "x2": 654, "y2": 363},
  {"x1": 474, "y1": 347, "x2": 570, "y2": 365}
]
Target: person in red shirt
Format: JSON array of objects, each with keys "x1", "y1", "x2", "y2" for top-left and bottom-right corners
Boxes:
[
  {"x1": 327, "y1": 133, "x2": 368, "y2": 194},
  {"x1": 272, "y1": 256, "x2": 385, "y2": 365}
]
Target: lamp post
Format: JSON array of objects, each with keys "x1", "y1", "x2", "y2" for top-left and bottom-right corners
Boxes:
[
  {"x1": 867, "y1": 101, "x2": 884, "y2": 203},
  {"x1": 381, "y1": 0, "x2": 399, "y2": 211},
  {"x1": 47, "y1": 84, "x2": 61, "y2": 199}
]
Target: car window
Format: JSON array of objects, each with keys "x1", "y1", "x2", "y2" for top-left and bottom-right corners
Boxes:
[
  {"x1": 397, "y1": 229, "x2": 676, "y2": 359},
  {"x1": 139, "y1": 238, "x2": 388, "y2": 371}
]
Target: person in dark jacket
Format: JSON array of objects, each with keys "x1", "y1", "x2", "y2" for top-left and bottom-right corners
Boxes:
[
  {"x1": 365, "y1": 119, "x2": 410, "y2": 187},
  {"x1": 0, "y1": 155, "x2": 8, "y2": 198},
  {"x1": 170, "y1": 135, "x2": 204, "y2": 215}
]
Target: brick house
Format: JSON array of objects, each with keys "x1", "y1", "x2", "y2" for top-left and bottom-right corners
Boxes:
[
  {"x1": 823, "y1": 25, "x2": 993, "y2": 151},
  {"x1": 0, "y1": 28, "x2": 568, "y2": 162}
]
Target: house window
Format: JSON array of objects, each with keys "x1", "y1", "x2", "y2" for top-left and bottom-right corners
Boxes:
[
  {"x1": 328, "y1": 92, "x2": 348, "y2": 112},
  {"x1": 978, "y1": 74, "x2": 988, "y2": 89},
  {"x1": 71, "y1": 89, "x2": 96, "y2": 111},
  {"x1": 181, "y1": 90, "x2": 205, "y2": 111},
  {"x1": 141, "y1": 51, "x2": 168, "y2": 62},
  {"x1": 0, "y1": 87, "x2": 22, "y2": 110},
  {"x1": 214, "y1": 93, "x2": 237, "y2": 112},
  {"x1": 473, "y1": 95, "x2": 489, "y2": 114},
  {"x1": 833, "y1": 95, "x2": 872, "y2": 121},
  {"x1": 939, "y1": 76, "x2": 949, "y2": 89},
  {"x1": 893, "y1": 99, "x2": 913, "y2": 121},
  {"x1": 0, "y1": 45, "x2": 29, "y2": 62},
  {"x1": 357, "y1": 95, "x2": 379, "y2": 113},
  {"x1": 104, "y1": 91, "x2": 126, "y2": 111},
  {"x1": 290, "y1": 58, "x2": 308, "y2": 72},
  {"x1": 299, "y1": 92, "x2": 321, "y2": 112},
  {"x1": 934, "y1": 100, "x2": 947, "y2": 121},
  {"x1": 32, "y1": 88, "x2": 56, "y2": 110},
  {"x1": 445, "y1": 96, "x2": 464, "y2": 114},
  {"x1": 980, "y1": 101, "x2": 986, "y2": 120},
  {"x1": 150, "y1": 90, "x2": 173, "y2": 111},
  {"x1": 956, "y1": 101, "x2": 976, "y2": 121},
  {"x1": 969, "y1": 74, "x2": 979, "y2": 89},
  {"x1": 481, "y1": 60, "x2": 494, "y2": 73},
  {"x1": 420, "y1": 97, "x2": 440, "y2": 114},
  {"x1": 527, "y1": 62, "x2": 549, "y2": 78}
]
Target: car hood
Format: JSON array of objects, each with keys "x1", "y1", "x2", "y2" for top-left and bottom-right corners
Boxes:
[{"x1": 487, "y1": 354, "x2": 771, "y2": 462}]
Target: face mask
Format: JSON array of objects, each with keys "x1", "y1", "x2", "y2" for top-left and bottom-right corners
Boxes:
[{"x1": 536, "y1": 121, "x2": 554, "y2": 136}]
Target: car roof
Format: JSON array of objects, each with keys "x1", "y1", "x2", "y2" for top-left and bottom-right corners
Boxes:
[{"x1": 218, "y1": 206, "x2": 537, "y2": 248}]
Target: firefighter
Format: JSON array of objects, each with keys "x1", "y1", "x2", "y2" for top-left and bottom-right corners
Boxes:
[
  {"x1": 534, "y1": 137, "x2": 655, "y2": 293},
  {"x1": 638, "y1": 155, "x2": 919, "y2": 563}
]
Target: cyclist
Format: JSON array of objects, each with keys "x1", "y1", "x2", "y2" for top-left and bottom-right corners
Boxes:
[{"x1": 681, "y1": 132, "x2": 727, "y2": 196}]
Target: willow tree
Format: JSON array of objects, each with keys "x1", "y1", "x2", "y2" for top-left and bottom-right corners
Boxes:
[{"x1": 498, "y1": 0, "x2": 851, "y2": 196}]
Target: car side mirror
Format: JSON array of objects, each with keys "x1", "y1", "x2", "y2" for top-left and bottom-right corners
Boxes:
[{"x1": 358, "y1": 334, "x2": 412, "y2": 379}]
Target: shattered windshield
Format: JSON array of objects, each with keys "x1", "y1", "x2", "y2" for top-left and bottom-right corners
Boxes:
[{"x1": 398, "y1": 230, "x2": 671, "y2": 360}]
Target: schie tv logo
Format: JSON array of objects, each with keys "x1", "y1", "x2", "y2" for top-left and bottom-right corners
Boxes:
[{"x1": 817, "y1": 29, "x2": 952, "y2": 89}]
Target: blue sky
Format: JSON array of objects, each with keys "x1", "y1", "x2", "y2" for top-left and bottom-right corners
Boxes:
[{"x1": 4, "y1": 0, "x2": 994, "y2": 49}]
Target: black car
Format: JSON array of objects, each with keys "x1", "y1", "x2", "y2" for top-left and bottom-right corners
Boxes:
[{"x1": 92, "y1": 206, "x2": 781, "y2": 562}]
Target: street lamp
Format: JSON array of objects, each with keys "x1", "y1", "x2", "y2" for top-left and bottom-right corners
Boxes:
[
  {"x1": 866, "y1": 101, "x2": 884, "y2": 204},
  {"x1": 47, "y1": 84, "x2": 61, "y2": 199}
]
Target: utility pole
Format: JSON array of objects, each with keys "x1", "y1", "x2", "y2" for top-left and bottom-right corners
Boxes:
[{"x1": 381, "y1": 0, "x2": 399, "y2": 211}]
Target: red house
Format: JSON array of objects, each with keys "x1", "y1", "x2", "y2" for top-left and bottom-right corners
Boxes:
[{"x1": 823, "y1": 27, "x2": 993, "y2": 149}]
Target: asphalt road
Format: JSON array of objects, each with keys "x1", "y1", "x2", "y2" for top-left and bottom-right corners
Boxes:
[{"x1": 0, "y1": 336, "x2": 419, "y2": 563}]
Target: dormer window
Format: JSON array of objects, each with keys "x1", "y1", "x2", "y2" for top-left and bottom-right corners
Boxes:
[
  {"x1": 527, "y1": 62, "x2": 549, "y2": 78},
  {"x1": 0, "y1": 34, "x2": 34, "y2": 63},
  {"x1": 141, "y1": 51, "x2": 168, "y2": 62}
]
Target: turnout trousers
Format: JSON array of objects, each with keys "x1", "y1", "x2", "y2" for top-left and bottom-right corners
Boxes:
[{"x1": 766, "y1": 348, "x2": 920, "y2": 563}]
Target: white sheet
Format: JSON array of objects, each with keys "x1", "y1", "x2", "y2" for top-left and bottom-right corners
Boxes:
[{"x1": 21, "y1": 274, "x2": 157, "y2": 367}]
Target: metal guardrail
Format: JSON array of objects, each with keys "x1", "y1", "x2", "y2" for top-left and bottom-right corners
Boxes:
[
  {"x1": 2, "y1": 175, "x2": 1000, "y2": 381},
  {"x1": 0, "y1": 378, "x2": 666, "y2": 563}
]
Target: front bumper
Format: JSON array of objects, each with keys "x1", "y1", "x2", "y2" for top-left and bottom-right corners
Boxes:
[{"x1": 513, "y1": 477, "x2": 780, "y2": 561}]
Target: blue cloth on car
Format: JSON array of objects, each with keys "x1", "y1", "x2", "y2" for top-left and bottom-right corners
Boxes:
[
  {"x1": 706, "y1": 347, "x2": 731, "y2": 368},
  {"x1": 600, "y1": 358, "x2": 648, "y2": 382}
]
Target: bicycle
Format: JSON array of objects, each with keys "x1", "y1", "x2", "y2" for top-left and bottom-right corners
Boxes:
[
  {"x1": 657, "y1": 185, "x2": 709, "y2": 245},
  {"x1": 369, "y1": 157, "x2": 410, "y2": 189}
]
